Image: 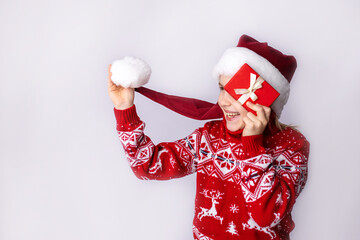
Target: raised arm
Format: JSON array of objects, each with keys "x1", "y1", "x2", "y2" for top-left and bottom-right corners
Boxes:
[
  {"x1": 114, "y1": 106, "x2": 202, "y2": 180},
  {"x1": 108, "y1": 64, "x2": 202, "y2": 180}
]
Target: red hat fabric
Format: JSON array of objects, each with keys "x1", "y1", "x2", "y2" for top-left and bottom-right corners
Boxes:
[
  {"x1": 135, "y1": 87, "x2": 223, "y2": 120},
  {"x1": 112, "y1": 34, "x2": 297, "y2": 120},
  {"x1": 237, "y1": 35, "x2": 297, "y2": 82},
  {"x1": 213, "y1": 35, "x2": 297, "y2": 117}
]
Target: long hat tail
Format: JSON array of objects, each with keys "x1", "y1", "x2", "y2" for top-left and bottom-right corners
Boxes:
[{"x1": 135, "y1": 87, "x2": 222, "y2": 120}]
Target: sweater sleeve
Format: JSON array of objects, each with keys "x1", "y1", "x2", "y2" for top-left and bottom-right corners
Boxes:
[
  {"x1": 115, "y1": 105, "x2": 202, "y2": 180},
  {"x1": 239, "y1": 129, "x2": 310, "y2": 228}
]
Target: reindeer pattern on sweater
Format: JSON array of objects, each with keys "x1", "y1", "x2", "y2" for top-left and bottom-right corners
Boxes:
[{"x1": 115, "y1": 106, "x2": 309, "y2": 240}]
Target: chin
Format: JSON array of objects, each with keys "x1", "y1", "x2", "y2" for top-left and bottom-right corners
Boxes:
[
  {"x1": 221, "y1": 110, "x2": 246, "y2": 132},
  {"x1": 226, "y1": 125, "x2": 241, "y2": 132},
  {"x1": 225, "y1": 121, "x2": 244, "y2": 132}
]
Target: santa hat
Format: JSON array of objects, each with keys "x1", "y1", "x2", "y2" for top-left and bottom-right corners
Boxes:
[
  {"x1": 110, "y1": 35, "x2": 296, "y2": 119},
  {"x1": 213, "y1": 35, "x2": 296, "y2": 117}
]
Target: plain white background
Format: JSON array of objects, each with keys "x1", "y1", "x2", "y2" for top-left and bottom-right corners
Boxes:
[{"x1": 1, "y1": 0, "x2": 359, "y2": 239}]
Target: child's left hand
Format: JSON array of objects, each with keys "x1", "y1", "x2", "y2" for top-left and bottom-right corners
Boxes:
[{"x1": 242, "y1": 102, "x2": 271, "y2": 137}]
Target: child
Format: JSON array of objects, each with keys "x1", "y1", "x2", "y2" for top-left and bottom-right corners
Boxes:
[{"x1": 108, "y1": 35, "x2": 310, "y2": 240}]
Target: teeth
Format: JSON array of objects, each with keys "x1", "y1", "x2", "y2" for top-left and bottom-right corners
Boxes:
[{"x1": 226, "y1": 112, "x2": 240, "y2": 117}]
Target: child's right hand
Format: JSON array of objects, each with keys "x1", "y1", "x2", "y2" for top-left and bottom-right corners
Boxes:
[{"x1": 107, "y1": 64, "x2": 135, "y2": 110}]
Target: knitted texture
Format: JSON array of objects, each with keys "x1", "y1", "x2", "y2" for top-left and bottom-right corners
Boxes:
[{"x1": 115, "y1": 106, "x2": 309, "y2": 240}]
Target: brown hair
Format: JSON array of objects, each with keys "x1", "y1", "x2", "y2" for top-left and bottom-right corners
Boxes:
[{"x1": 265, "y1": 111, "x2": 298, "y2": 136}]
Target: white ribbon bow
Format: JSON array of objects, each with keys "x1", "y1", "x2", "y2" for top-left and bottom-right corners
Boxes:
[{"x1": 234, "y1": 73, "x2": 264, "y2": 104}]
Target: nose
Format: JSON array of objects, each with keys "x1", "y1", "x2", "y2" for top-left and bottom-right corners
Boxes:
[{"x1": 218, "y1": 90, "x2": 233, "y2": 107}]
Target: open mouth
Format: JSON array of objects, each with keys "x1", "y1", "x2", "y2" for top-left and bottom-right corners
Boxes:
[
  {"x1": 224, "y1": 111, "x2": 240, "y2": 119},
  {"x1": 225, "y1": 112, "x2": 240, "y2": 117}
]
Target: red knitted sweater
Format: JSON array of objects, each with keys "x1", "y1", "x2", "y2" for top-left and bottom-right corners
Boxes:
[{"x1": 115, "y1": 105, "x2": 309, "y2": 240}]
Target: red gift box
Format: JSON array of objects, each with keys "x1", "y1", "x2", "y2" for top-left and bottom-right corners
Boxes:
[{"x1": 224, "y1": 64, "x2": 280, "y2": 115}]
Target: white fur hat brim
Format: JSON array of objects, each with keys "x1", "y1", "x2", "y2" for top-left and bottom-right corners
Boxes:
[
  {"x1": 111, "y1": 56, "x2": 151, "y2": 88},
  {"x1": 213, "y1": 47, "x2": 290, "y2": 117}
]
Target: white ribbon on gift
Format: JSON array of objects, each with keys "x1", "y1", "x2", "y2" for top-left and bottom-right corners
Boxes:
[{"x1": 234, "y1": 73, "x2": 264, "y2": 104}]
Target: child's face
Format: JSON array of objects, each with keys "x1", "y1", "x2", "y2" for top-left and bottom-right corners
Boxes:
[{"x1": 218, "y1": 75, "x2": 249, "y2": 132}]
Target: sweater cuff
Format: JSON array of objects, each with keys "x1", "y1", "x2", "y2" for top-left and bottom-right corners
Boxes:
[
  {"x1": 241, "y1": 134, "x2": 265, "y2": 158},
  {"x1": 114, "y1": 105, "x2": 141, "y2": 131}
]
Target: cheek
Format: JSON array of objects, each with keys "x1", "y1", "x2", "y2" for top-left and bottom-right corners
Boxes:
[
  {"x1": 234, "y1": 102, "x2": 248, "y2": 115},
  {"x1": 217, "y1": 90, "x2": 224, "y2": 103}
]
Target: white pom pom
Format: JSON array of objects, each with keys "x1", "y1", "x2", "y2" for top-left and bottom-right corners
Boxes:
[{"x1": 110, "y1": 56, "x2": 151, "y2": 88}]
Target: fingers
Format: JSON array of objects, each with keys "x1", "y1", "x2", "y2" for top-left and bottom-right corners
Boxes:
[
  {"x1": 108, "y1": 77, "x2": 113, "y2": 88},
  {"x1": 108, "y1": 64, "x2": 114, "y2": 86},
  {"x1": 243, "y1": 112, "x2": 266, "y2": 137},
  {"x1": 108, "y1": 65, "x2": 112, "y2": 78},
  {"x1": 246, "y1": 112, "x2": 259, "y2": 122},
  {"x1": 242, "y1": 102, "x2": 271, "y2": 136},
  {"x1": 244, "y1": 112, "x2": 263, "y2": 131},
  {"x1": 108, "y1": 64, "x2": 112, "y2": 74},
  {"x1": 107, "y1": 74, "x2": 112, "y2": 86},
  {"x1": 246, "y1": 102, "x2": 271, "y2": 122},
  {"x1": 242, "y1": 114, "x2": 254, "y2": 127}
]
